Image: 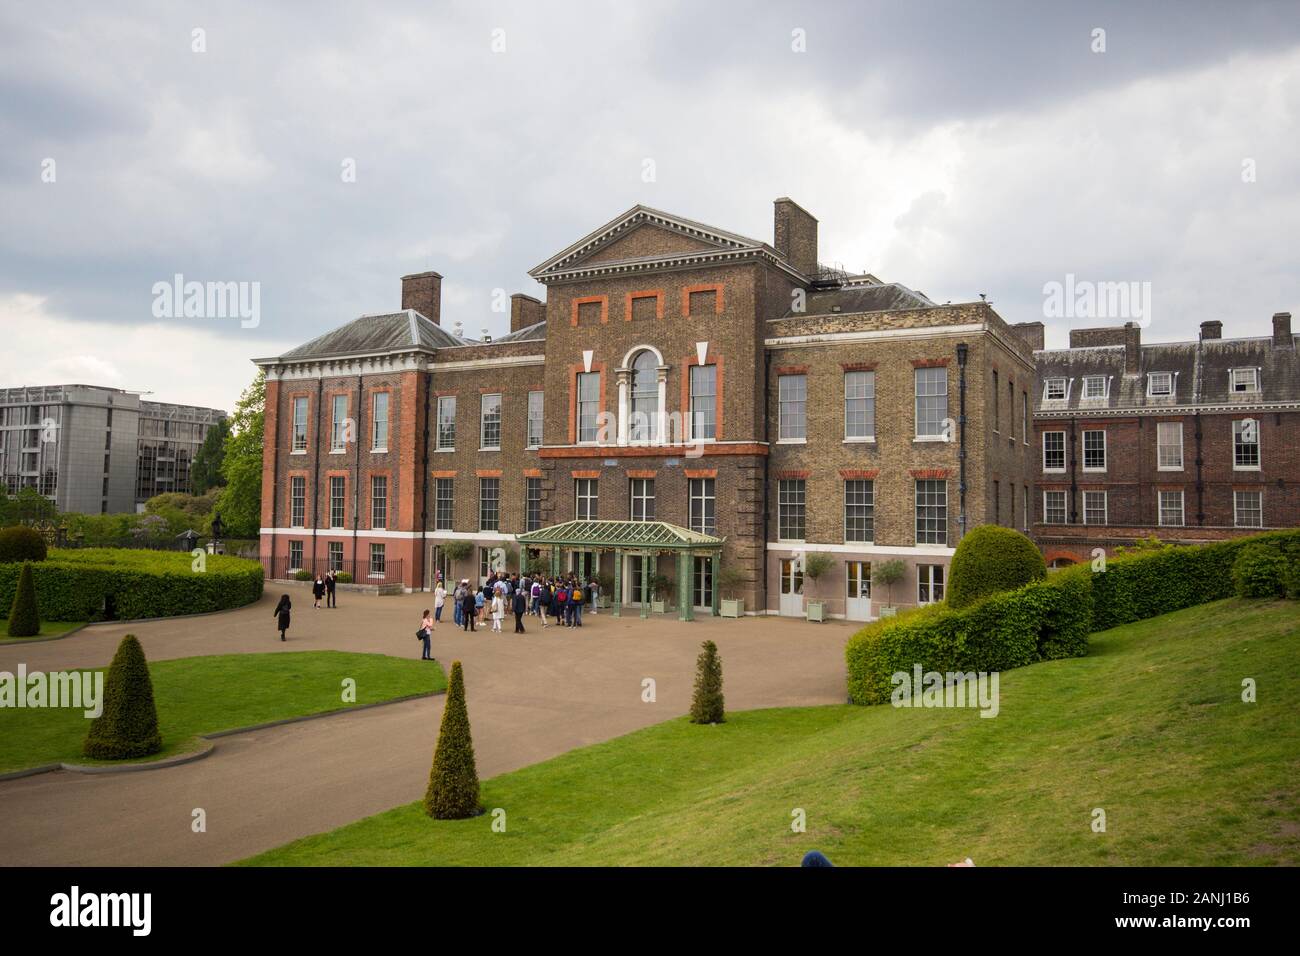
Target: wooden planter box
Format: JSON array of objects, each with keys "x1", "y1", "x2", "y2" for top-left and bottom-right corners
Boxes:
[
  {"x1": 651, "y1": 599, "x2": 667, "y2": 614},
  {"x1": 879, "y1": 606, "x2": 898, "y2": 618},
  {"x1": 806, "y1": 600, "x2": 826, "y2": 623},
  {"x1": 720, "y1": 598, "x2": 744, "y2": 618}
]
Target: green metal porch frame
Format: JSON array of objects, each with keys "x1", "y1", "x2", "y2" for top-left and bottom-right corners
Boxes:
[{"x1": 515, "y1": 519, "x2": 725, "y2": 620}]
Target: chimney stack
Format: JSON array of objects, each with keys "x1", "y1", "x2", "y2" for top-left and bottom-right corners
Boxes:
[
  {"x1": 773, "y1": 198, "x2": 819, "y2": 278},
  {"x1": 1199, "y1": 320, "x2": 1222, "y2": 341},
  {"x1": 509, "y1": 293, "x2": 546, "y2": 333},
  {"x1": 1011, "y1": 321, "x2": 1045, "y2": 351},
  {"x1": 1273, "y1": 312, "x2": 1293, "y2": 349},
  {"x1": 1123, "y1": 321, "x2": 1142, "y2": 374},
  {"x1": 401, "y1": 271, "x2": 442, "y2": 325}
]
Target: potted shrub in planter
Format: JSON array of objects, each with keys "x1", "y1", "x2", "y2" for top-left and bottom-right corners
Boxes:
[
  {"x1": 802, "y1": 552, "x2": 834, "y2": 623},
  {"x1": 441, "y1": 540, "x2": 472, "y2": 580},
  {"x1": 595, "y1": 571, "x2": 614, "y2": 609},
  {"x1": 872, "y1": 559, "x2": 905, "y2": 618},
  {"x1": 718, "y1": 565, "x2": 746, "y2": 618},
  {"x1": 649, "y1": 573, "x2": 673, "y2": 614}
]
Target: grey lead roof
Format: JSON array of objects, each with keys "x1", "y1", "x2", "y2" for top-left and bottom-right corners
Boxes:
[
  {"x1": 776, "y1": 282, "x2": 935, "y2": 319},
  {"x1": 279, "y1": 310, "x2": 470, "y2": 359},
  {"x1": 1035, "y1": 335, "x2": 1300, "y2": 411}
]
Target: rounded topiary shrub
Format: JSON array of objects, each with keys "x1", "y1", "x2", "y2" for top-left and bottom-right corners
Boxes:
[
  {"x1": 0, "y1": 526, "x2": 48, "y2": 564},
  {"x1": 6, "y1": 562, "x2": 40, "y2": 637},
  {"x1": 84, "y1": 634, "x2": 163, "y2": 760},
  {"x1": 1232, "y1": 544, "x2": 1288, "y2": 599},
  {"x1": 947, "y1": 525, "x2": 1047, "y2": 609}
]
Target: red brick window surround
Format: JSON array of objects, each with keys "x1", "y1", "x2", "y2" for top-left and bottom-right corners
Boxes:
[
  {"x1": 625, "y1": 290, "x2": 665, "y2": 322},
  {"x1": 681, "y1": 352, "x2": 724, "y2": 442},
  {"x1": 911, "y1": 358, "x2": 951, "y2": 368},
  {"x1": 682, "y1": 283, "x2": 725, "y2": 317},
  {"x1": 570, "y1": 295, "x2": 609, "y2": 327}
]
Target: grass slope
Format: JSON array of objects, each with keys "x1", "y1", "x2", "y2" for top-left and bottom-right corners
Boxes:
[
  {"x1": 0, "y1": 651, "x2": 445, "y2": 772},
  {"x1": 245, "y1": 598, "x2": 1299, "y2": 867}
]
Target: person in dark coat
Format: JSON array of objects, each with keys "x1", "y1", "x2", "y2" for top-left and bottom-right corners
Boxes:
[
  {"x1": 312, "y1": 575, "x2": 325, "y2": 609},
  {"x1": 274, "y1": 594, "x2": 292, "y2": 641},
  {"x1": 460, "y1": 581, "x2": 477, "y2": 632},
  {"x1": 325, "y1": 571, "x2": 337, "y2": 608},
  {"x1": 512, "y1": 587, "x2": 527, "y2": 634}
]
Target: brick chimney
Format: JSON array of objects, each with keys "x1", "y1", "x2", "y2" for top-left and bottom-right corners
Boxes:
[
  {"x1": 1273, "y1": 312, "x2": 1293, "y2": 349},
  {"x1": 1199, "y1": 320, "x2": 1222, "y2": 341},
  {"x1": 401, "y1": 271, "x2": 442, "y2": 325},
  {"x1": 773, "y1": 198, "x2": 818, "y2": 277},
  {"x1": 1011, "y1": 321, "x2": 1045, "y2": 351},
  {"x1": 509, "y1": 293, "x2": 546, "y2": 333},
  {"x1": 1123, "y1": 321, "x2": 1142, "y2": 374}
]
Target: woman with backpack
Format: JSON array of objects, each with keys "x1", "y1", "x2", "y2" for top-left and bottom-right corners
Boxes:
[
  {"x1": 417, "y1": 608, "x2": 434, "y2": 660},
  {"x1": 554, "y1": 582, "x2": 569, "y2": 627},
  {"x1": 537, "y1": 578, "x2": 552, "y2": 628}
]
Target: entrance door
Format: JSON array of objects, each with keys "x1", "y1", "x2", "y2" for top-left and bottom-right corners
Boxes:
[
  {"x1": 570, "y1": 550, "x2": 596, "y2": 581},
  {"x1": 845, "y1": 560, "x2": 872, "y2": 620},
  {"x1": 429, "y1": 545, "x2": 450, "y2": 591},
  {"x1": 692, "y1": 556, "x2": 713, "y2": 610},
  {"x1": 779, "y1": 558, "x2": 804, "y2": 616},
  {"x1": 625, "y1": 555, "x2": 648, "y2": 605}
]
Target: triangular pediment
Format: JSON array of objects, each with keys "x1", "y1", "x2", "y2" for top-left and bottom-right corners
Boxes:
[{"x1": 529, "y1": 205, "x2": 771, "y2": 280}]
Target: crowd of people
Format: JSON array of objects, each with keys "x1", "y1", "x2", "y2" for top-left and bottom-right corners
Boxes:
[{"x1": 426, "y1": 571, "x2": 601, "y2": 636}]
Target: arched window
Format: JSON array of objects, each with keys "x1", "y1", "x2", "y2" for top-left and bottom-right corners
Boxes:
[{"x1": 630, "y1": 350, "x2": 659, "y2": 442}]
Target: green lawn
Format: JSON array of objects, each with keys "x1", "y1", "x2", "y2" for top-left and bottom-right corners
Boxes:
[
  {"x1": 0, "y1": 651, "x2": 445, "y2": 773},
  {"x1": 244, "y1": 598, "x2": 1300, "y2": 867},
  {"x1": 2, "y1": 620, "x2": 86, "y2": 641}
]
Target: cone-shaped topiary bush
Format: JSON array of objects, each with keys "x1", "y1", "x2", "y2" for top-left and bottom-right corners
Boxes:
[
  {"x1": 83, "y1": 634, "x2": 162, "y2": 759},
  {"x1": 948, "y1": 525, "x2": 1047, "y2": 609},
  {"x1": 423, "y1": 660, "x2": 482, "y2": 819},
  {"x1": 690, "y1": 640, "x2": 725, "y2": 724},
  {"x1": 6, "y1": 562, "x2": 40, "y2": 637}
]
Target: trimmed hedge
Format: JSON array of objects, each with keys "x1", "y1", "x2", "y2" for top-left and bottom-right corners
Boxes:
[
  {"x1": 0, "y1": 549, "x2": 264, "y2": 622},
  {"x1": 0, "y1": 526, "x2": 47, "y2": 564},
  {"x1": 947, "y1": 525, "x2": 1046, "y2": 609},
  {"x1": 846, "y1": 529, "x2": 1300, "y2": 706},
  {"x1": 1232, "y1": 544, "x2": 1290, "y2": 599}
]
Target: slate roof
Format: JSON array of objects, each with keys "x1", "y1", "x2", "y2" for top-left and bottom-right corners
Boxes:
[
  {"x1": 775, "y1": 282, "x2": 935, "y2": 319},
  {"x1": 493, "y1": 320, "x2": 547, "y2": 344},
  {"x1": 1035, "y1": 335, "x2": 1300, "y2": 413},
  {"x1": 278, "y1": 310, "x2": 469, "y2": 360}
]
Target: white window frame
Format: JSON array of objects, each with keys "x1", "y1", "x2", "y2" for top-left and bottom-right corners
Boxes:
[
  {"x1": 576, "y1": 372, "x2": 601, "y2": 445},
  {"x1": 1042, "y1": 490, "x2": 1067, "y2": 525},
  {"x1": 1147, "y1": 371, "x2": 1173, "y2": 397},
  {"x1": 777, "y1": 478, "x2": 806, "y2": 542},
  {"x1": 480, "y1": 393, "x2": 502, "y2": 451},
  {"x1": 1230, "y1": 368, "x2": 1260, "y2": 393},
  {"x1": 288, "y1": 540, "x2": 304, "y2": 573},
  {"x1": 1156, "y1": 421, "x2": 1184, "y2": 471},
  {"x1": 1157, "y1": 490, "x2": 1184, "y2": 527},
  {"x1": 917, "y1": 564, "x2": 945, "y2": 605},
  {"x1": 689, "y1": 364, "x2": 717, "y2": 442},
  {"x1": 436, "y1": 395, "x2": 456, "y2": 451},
  {"x1": 1234, "y1": 490, "x2": 1263, "y2": 528},
  {"x1": 575, "y1": 477, "x2": 598, "y2": 521},
  {"x1": 368, "y1": 543, "x2": 386, "y2": 579},
  {"x1": 1043, "y1": 377, "x2": 1067, "y2": 401},
  {"x1": 527, "y1": 391, "x2": 544, "y2": 448},
  {"x1": 371, "y1": 392, "x2": 389, "y2": 452},
  {"x1": 371, "y1": 474, "x2": 387, "y2": 530},
  {"x1": 330, "y1": 394, "x2": 349, "y2": 452},
  {"x1": 1082, "y1": 375, "x2": 1107, "y2": 400},
  {"x1": 1082, "y1": 490, "x2": 1107, "y2": 526},
  {"x1": 778, "y1": 374, "x2": 807, "y2": 443},
  {"x1": 629, "y1": 477, "x2": 655, "y2": 522},
  {"x1": 291, "y1": 397, "x2": 309, "y2": 453},
  {"x1": 1082, "y1": 429, "x2": 1107, "y2": 472},
  {"x1": 844, "y1": 478, "x2": 875, "y2": 543},
  {"x1": 844, "y1": 370, "x2": 876, "y2": 441},
  {"x1": 1042, "y1": 430, "x2": 1066, "y2": 473},
  {"x1": 914, "y1": 367, "x2": 948, "y2": 439},
  {"x1": 689, "y1": 477, "x2": 716, "y2": 535},
  {"x1": 1233, "y1": 419, "x2": 1261, "y2": 470}
]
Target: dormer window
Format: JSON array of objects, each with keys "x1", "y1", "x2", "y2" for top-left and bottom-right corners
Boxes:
[
  {"x1": 1043, "y1": 378, "x2": 1067, "y2": 401},
  {"x1": 1147, "y1": 372, "x2": 1173, "y2": 397},
  {"x1": 1082, "y1": 375, "x2": 1107, "y2": 399},
  {"x1": 1230, "y1": 368, "x2": 1259, "y2": 393}
]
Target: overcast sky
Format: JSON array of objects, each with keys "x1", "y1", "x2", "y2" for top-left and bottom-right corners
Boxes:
[{"x1": 2, "y1": 0, "x2": 1298, "y2": 411}]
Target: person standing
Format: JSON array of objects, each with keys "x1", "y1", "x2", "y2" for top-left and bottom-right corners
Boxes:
[
  {"x1": 312, "y1": 574, "x2": 325, "y2": 609},
  {"x1": 453, "y1": 580, "x2": 465, "y2": 627},
  {"x1": 555, "y1": 582, "x2": 569, "y2": 627},
  {"x1": 572, "y1": 582, "x2": 583, "y2": 627},
  {"x1": 475, "y1": 585, "x2": 487, "y2": 627},
  {"x1": 434, "y1": 580, "x2": 447, "y2": 624},
  {"x1": 490, "y1": 589, "x2": 505, "y2": 634},
  {"x1": 325, "y1": 570, "x2": 337, "y2": 608},
  {"x1": 588, "y1": 576, "x2": 599, "y2": 615},
  {"x1": 513, "y1": 585, "x2": 527, "y2": 633},
  {"x1": 537, "y1": 578, "x2": 551, "y2": 628},
  {"x1": 461, "y1": 582, "x2": 477, "y2": 633},
  {"x1": 273, "y1": 593, "x2": 292, "y2": 642},
  {"x1": 419, "y1": 608, "x2": 434, "y2": 660}
]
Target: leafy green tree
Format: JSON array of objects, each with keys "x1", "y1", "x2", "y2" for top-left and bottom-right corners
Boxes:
[
  {"x1": 215, "y1": 372, "x2": 265, "y2": 539},
  {"x1": 190, "y1": 417, "x2": 230, "y2": 495}
]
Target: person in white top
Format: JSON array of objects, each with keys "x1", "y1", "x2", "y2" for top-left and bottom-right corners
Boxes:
[
  {"x1": 433, "y1": 581, "x2": 447, "y2": 623},
  {"x1": 490, "y1": 591, "x2": 505, "y2": 633}
]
